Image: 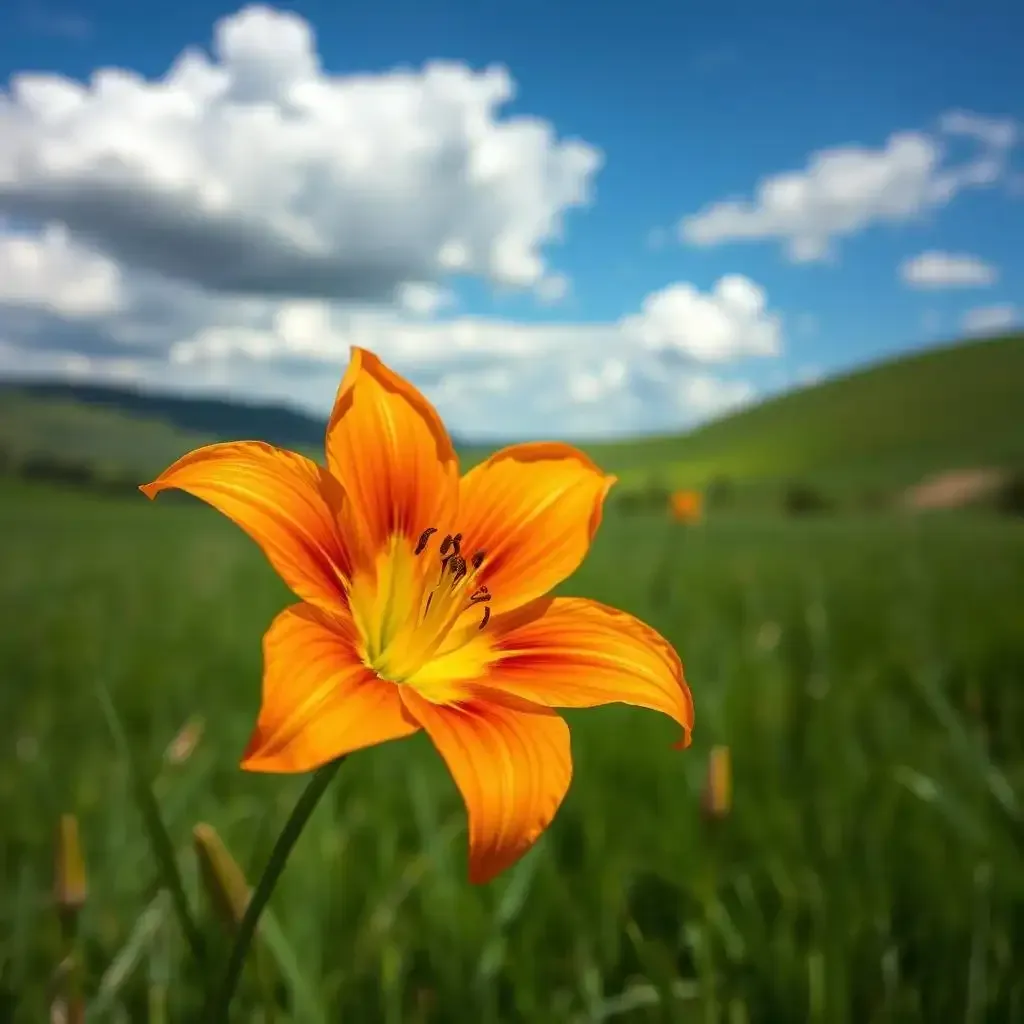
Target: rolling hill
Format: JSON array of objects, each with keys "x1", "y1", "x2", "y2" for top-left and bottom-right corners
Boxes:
[
  {"x1": 587, "y1": 331, "x2": 1024, "y2": 495},
  {"x1": 0, "y1": 380, "x2": 327, "y2": 452},
  {"x1": 1, "y1": 331, "x2": 1022, "y2": 501}
]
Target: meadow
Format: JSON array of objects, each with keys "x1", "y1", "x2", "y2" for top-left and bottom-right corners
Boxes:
[{"x1": 2, "y1": 476, "x2": 1022, "y2": 1023}]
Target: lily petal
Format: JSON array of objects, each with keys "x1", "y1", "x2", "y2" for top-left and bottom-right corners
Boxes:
[
  {"x1": 325, "y1": 347, "x2": 459, "y2": 555},
  {"x1": 400, "y1": 686, "x2": 572, "y2": 884},
  {"x1": 141, "y1": 442, "x2": 351, "y2": 609},
  {"x1": 242, "y1": 603, "x2": 419, "y2": 773},
  {"x1": 458, "y1": 443, "x2": 615, "y2": 614},
  {"x1": 482, "y1": 597, "x2": 693, "y2": 748}
]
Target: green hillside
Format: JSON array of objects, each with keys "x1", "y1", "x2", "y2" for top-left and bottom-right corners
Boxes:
[
  {"x1": 1, "y1": 332, "x2": 1022, "y2": 499},
  {"x1": 0, "y1": 394, "x2": 213, "y2": 479},
  {"x1": 588, "y1": 332, "x2": 1024, "y2": 494}
]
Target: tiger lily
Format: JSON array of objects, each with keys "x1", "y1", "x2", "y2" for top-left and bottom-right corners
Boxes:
[{"x1": 141, "y1": 348, "x2": 693, "y2": 883}]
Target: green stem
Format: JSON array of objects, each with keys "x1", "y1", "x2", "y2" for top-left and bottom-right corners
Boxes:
[{"x1": 207, "y1": 757, "x2": 346, "y2": 1020}]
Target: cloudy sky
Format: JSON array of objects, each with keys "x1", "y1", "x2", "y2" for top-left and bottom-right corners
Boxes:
[{"x1": 0, "y1": 0, "x2": 1021, "y2": 440}]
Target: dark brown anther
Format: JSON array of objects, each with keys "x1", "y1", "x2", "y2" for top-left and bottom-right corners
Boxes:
[
  {"x1": 415, "y1": 527, "x2": 437, "y2": 555},
  {"x1": 469, "y1": 587, "x2": 490, "y2": 604},
  {"x1": 451, "y1": 533, "x2": 463, "y2": 555},
  {"x1": 478, "y1": 606, "x2": 491, "y2": 630},
  {"x1": 471, "y1": 551, "x2": 485, "y2": 570},
  {"x1": 448, "y1": 555, "x2": 467, "y2": 586},
  {"x1": 439, "y1": 534, "x2": 453, "y2": 555}
]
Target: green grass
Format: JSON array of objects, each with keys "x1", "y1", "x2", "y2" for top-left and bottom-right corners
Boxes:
[{"x1": 1, "y1": 478, "x2": 1023, "y2": 1022}]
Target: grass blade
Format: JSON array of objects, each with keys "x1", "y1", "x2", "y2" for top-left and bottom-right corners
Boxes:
[
  {"x1": 96, "y1": 681, "x2": 205, "y2": 967},
  {"x1": 258, "y1": 907, "x2": 328, "y2": 1024},
  {"x1": 89, "y1": 891, "x2": 169, "y2": 1018}
]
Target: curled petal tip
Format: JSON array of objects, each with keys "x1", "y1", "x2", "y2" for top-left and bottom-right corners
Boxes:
[{"x1": 139, "y1": 481, "x2": 159, "y2": 500}]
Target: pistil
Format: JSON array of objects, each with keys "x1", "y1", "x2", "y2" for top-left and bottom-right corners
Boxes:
[{"x1": 367, "y1": 527, "x2": 492, "y2": 684}]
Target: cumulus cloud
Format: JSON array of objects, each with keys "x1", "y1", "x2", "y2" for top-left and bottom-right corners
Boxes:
[
  {"x1": 0, "y1": 5, "x2": 787, "y2": 440},
  {"x1": 0, "y1": 221, "x2": 780, "y2": 437},
  {"x1": 620, "y1": 275, "x2": 780, "y2": 361},
  {"x1": 679, "y1": 112, "x2": 1018, "y2": 261},
  {"x1": 961, "y1": 304, "x2": 1018, "y2": 336},
  {"x1": 900, "y1": 251, "x2": 998, "y2": 289},
  {"x1": 0, "y1": 223, "x2": 124, "y2": 316},
  {"x1": 0, "y1": 4, "x2": 601, "y2": 303},
  {"x1": 162, "y1": 274, "x2": 780, "y2": 377}
]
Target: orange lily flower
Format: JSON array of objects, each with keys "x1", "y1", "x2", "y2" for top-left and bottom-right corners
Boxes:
[{"x1": 141, "y1": 349, "x2": 693, "y2": 883}]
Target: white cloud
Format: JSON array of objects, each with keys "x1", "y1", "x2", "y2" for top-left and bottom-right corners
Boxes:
[
  {"x1": 679, "y1": 113, "x2": 1018, "y2": 261},
  {"x1": 0, "y1": 223, "x2": 124, "y2": 316},
  {"x1": 0, "y1": 4, "x2": 601, "y2": 303},
  {"x1": 0, "y1": 5, "x2": 786, "y2": 440},
  {"x1": 161, "y1": 274, "x2": 781, "y2": 375},
  {"x1": 961, "y1": 304, "x2": 1018, "y2": 336},
  {"x1": 0, "y1": 223, "x2": 780, "y2": 438},
  {"x1": 900, "y1": 251, "x2": 998, "y2": 289},
  {"x1": 395, "y1": 282, "x2": 454, "y2": 318},
  {"x1": 621, "y1": 275, "x2": 781, "y2": 362},
  {"x1": 939, "y1": 110, "x2": 1018, "y2": 152}
]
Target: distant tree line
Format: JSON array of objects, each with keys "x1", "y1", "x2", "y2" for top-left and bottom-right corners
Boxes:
[
  {"x1": 996, "y1": 469, "x2": 1024, "y2": 517},
  {"x1": 0, "y1": 446, "x2": 142, "y2": 497}
]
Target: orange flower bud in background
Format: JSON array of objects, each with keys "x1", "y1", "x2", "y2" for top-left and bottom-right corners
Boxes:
[
  {"x1": 54, "y1": 814, "x2": 87, "y2": 917},
  {"x1": 701, "y1": 745, "x2": 732, "y2": 821},
  {"x1": 670, "y1": 489, "x2": 703, "y2": 524}
]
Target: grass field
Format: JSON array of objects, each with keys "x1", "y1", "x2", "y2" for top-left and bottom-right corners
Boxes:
[{"x1": 2, "y1": 476, "x2": 1023, "y2": 1022}]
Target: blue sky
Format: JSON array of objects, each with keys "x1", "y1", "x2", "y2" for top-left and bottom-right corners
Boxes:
[{"x1": 0, "y1": 0, "x2": 1020, "y2": 440}]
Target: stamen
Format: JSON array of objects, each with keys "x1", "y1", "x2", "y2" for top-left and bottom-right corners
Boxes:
[
  {"x1": 448, "y1": 554, "x2": 467, "y2": 586},
  {"x1": 439, "y1": 532, "x2": 463, "y2": 556},
  {"x1": 376, "y1": 526, "x2": 498, "y2": 680},
  {"x1": 414, "y1": 528, "x2": 494, "y2": 647}
]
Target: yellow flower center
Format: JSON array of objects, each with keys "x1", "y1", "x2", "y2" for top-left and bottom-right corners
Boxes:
[{"x1": 349, "y1": 527, "x2": 495, "y2": 698}]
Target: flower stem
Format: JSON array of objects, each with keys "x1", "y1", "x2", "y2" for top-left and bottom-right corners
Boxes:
[{"x1": 207, "y1": 756, "x2": 346, "y2": 1020}]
